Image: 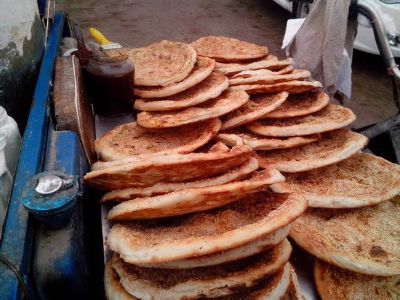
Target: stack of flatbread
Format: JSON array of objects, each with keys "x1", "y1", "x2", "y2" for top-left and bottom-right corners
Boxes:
[
  {"x1": 84, "y1": 37, "x2": 310, "y2": 299},
  {"x1": 84, "y1": 36, "x2": 400, "y2": 299}
]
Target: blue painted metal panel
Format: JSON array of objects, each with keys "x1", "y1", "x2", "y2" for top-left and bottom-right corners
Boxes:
[
  {"x1": 0, "y1": 13, "x2": 65, "y2": 299},
  {"x1": 33, "y1": 129, "x2": 95, "y2": 300}
]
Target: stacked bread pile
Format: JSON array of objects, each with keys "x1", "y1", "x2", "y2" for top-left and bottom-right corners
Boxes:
[
  {"x1": 84, "y1": 37, "x2": 310, "y2": 299},
  {"x1": 84, "y1": 36, "x2": 400, "y2": 299},
  {"x1": 194, "y1": 38, "x2": 400, "y2": 299}
]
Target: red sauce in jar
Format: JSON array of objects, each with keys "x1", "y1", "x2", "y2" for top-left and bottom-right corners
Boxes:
[{"x1": 86, "y1": 53, "x2": 135, "y2": 116}]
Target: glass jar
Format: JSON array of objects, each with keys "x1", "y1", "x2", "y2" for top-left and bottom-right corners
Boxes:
[{"x1": 86, "y1": 53, "x2": 135, "y2": 116}]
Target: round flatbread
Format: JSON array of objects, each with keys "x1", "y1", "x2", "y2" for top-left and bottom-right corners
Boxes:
[
  {"x1": 134, "y1": 56, "x2": 215, "y2": 98},
  {"x1": 137, "y1": 90, "x2": 249, "y2": 129},
  {"x1": 95, "y1": 119, "x2": 221, "y2": 161},
  {"x1": 271, "y1": 152, "x2": 400, "y2": 208},
  {"x1": 134, "y1": 72, "x2": 228, "y2": 111},
  {"x1": 228, "y1": 69, "x2": 310, "y2": 86},
  {"x1": 314, "y1": 259, "x2": 400, "y2": 300},
  {"x1": 107, "y1": 191, "x2": 307, "y2": 264},
  {"x1": 231, "y1": 65, "x2": 295, "y2": 77},
  {"x1": 108, "y1": 169, "x2": 285, "y2": 220},
  {"x1": 191, "y1": 36, "x2": 268, "y2": 62},
  {"x1": 290, "y1": 199, "x2": 400, "y2": 276},
  {"x1": 84, "y1": 145, "x2": 253, "y2": 190},
  {"x1": 215, "y1": 57, "x2": 293, "y2": 74},
  {"x1": 264, "y1": 91, "x2": 330, "y2": 119},
  {"x1": 247, "y1": 104, "x2": 356, "y2": 137},
  {"x1": 218, "y1": 262, "x2": 293, "y2": 300},
  {"x1": 221, "y1": 92, "x2": 288, "y2": 130},
  {"x1": 129, "y1": 40, "x2": 196, "y2": 86},
  {"x1": 136, "y1": 226, "x2": 291, "y2": 269},
  {"x1": 257, "y1": 129, "x2": 368, "y2": 172},
  {"x1": 229, "y1": 80, "x2": 322, "y2": 94},
  {"x1": 217, "y1": 129, "x2": 321, "y2": 150},
  {"x1": 105, "y1": 260, "x2": 137, "y2": 300},
  {"x1": 112, "y1": 241, "x2": 291, "y2": 300},
  {"x1": 101, "y1": 158, "x2": 259, "y2": 202}
]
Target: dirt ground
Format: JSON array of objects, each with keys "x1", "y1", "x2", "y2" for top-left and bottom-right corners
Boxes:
[{"x1": 58, "y1": 0, "x2": 398, "y2": 128}]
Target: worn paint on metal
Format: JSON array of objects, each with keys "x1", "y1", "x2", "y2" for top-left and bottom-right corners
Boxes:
[{"x1": 0, "y1": 13, "x2": 64, "y2": 299}]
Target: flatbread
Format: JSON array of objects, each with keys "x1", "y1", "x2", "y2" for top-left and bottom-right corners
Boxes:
[
  {"x1": 134, "y1": 56, "x2": 215, "y2": 98},
  {"x1": 290, "y1": 198, "x2": 400, "y2": 275},
  {"x1": 136, "y1": 226, "x2": 291, "y2": 269},
  {"x1": 108, "y1": 169, "x2": 285, "y2": 220},
  {"x1": 257, "y1": 129, "x2": 368, "y2": 172},
  {"x1": 84, "y1": 145, "x2": 253, "y2": 190},
  {"x1": 271, "y1": 152, "x2": 400, "y2": 208},
  {"x1": 287, "y1": 265, "x2": 303, "y2": 300},
  {"x1": 215, "y1": 57, "x2": 294, "y2": 74},
  {"x1": 129, "y1": 41, "x2": 196, "y2": 86},
  {"x1": 247, "y1": 104, "x2": 356, "y2": 137},
  {"x1": 95, "y1": 119, "x2": 221, "y2": 161},
  {"x1": 264, "y1": 91, "x2": 330, "y2": 119},
  {"x1": 217, "y1": 128, "x2": 321, "y2": 150},
  {"x1": 229, "y1": 80, "x2": 322, "y2": 94},
  {"x1": 137, "y1": 90, "x2": 249, "y2": 129},
  {"x1": 231, "y1": 65, "x2": 295, "y2": 78},
  {"x1": 134, "y1": 72, "x2": 228, "y2": 111},
  {"x1": 105, "y1": 260, "x2": 137, "y2": 300},
  {"x1": 218, "y1": 262, "x2": 293, "y2": 300},
  {"x1": 92, "y1": 140, "x2": 231, "y2": 171},
  {"x1": 314, "y1": 259, "x2": 400, "y2": 300},
  {"x1": 229, "y1": 69, "x2": 311, "y2": 86},
  {"x1": 101, "y1": 157, "x2": 259, "y2": 202},
  {"x1": 112, "y1": 241, "x2": 291, "y2": 300},
  {"x1": 191, "y1": 36, "x2": 268, "y2": 62},
  {"x1": 221, "y1": 92, "x2": 288, "y2": 130},
  {"x1": 107, "y1": 191, "x2": 307, "y2": 264},
  {"x1": 104, "y1": 260, "x2": 294, "y2": 300}
]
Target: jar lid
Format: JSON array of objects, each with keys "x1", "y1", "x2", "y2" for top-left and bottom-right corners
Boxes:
[{"x1": 91, "y1": 50, "x2": 129, "y2": 63}]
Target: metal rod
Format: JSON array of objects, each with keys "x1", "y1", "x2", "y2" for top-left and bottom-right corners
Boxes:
[{"x1": 356, "y1": 1, "x2": 400, "y2": 81}]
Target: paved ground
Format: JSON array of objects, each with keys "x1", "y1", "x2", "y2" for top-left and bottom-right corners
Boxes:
[{"x1": 59, "y1": 0, "x2": 398, "y2": 128}]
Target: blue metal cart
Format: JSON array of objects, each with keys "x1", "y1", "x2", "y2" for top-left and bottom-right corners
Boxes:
[{"x1": 0, "y1": 13, "x2": 103, "y2": 299}]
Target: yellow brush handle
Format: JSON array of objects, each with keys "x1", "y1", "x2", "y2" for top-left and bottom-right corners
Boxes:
[{"x1": 89, "y1": 27, "x2": 113, "y2": 46}]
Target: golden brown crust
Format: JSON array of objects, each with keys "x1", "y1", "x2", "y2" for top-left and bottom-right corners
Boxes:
[
  {"x1": 104, "y1": 260, "x2": 137, "y2": 300},
  {"x1": 264, "y1": 91, "x2": 330, "y2": 119},
  {"x1": 129, "y1": 41, "x2": 196, "y2": 86},
  {"x1": 291, "y1": 200, "x2": 400, "y2": 276},
  {"x1": 217, "y1": 128, "x2": 321, "y2": 150},
  {"x1": 137, "y1": 90, "x2": 249, "y2": 129},
  {"x1": 134, "y1": 72, "x2": 229, "y2": 111},
  {"x1": 229, "y1": 80, "x2": 322, "y2": 94},
  {"x1": 134, "y1": 57, "x2": 215, "y2": 98},
  {"x1": 256, "y1": 129, "x2": 368, "y2": 172},
  {"x1": 95, "y1": 119, "x2": 221, "y2": 161},
  {"x1": 228, "y1": 69, "x2": 311, "y2": 86},
  {"x1": 191, "y1": 36, "x2": 268, "y2": 62},
  {"x1": 247, "y1": 104, "x2": 356, "y2": 137},
  {"x1": 107, "y1": 192, "x2": 307, "y2": 264},
  {"x1": 271, "y1": 152, "x2": 400, "y2": 208},
  {"x1": 314, "y1": 259, "x2": 400, "y2": 300},
  {"x1": 84, "y1": 145, "x2": 253, "y2": 190},
  {"x1": 107, "y1": 169, "x2": 284, "y2": 220},
  {"x1": 221, "y1": 92, "x2": 288, "y2": 130},
  {"x1": 216, "y1": 57, "x2": 294, "y2": 74},
  {"x1": 112, "y1": 242, "x2": 291, "y2": 299},
  {"x1": 101, "y1": 158, "x2": 259, "y2": 202}
]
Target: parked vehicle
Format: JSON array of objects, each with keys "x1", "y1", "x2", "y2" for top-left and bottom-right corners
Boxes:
[{"x1": 273, "y1": 0, "x2": 400, "y2": 57}]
